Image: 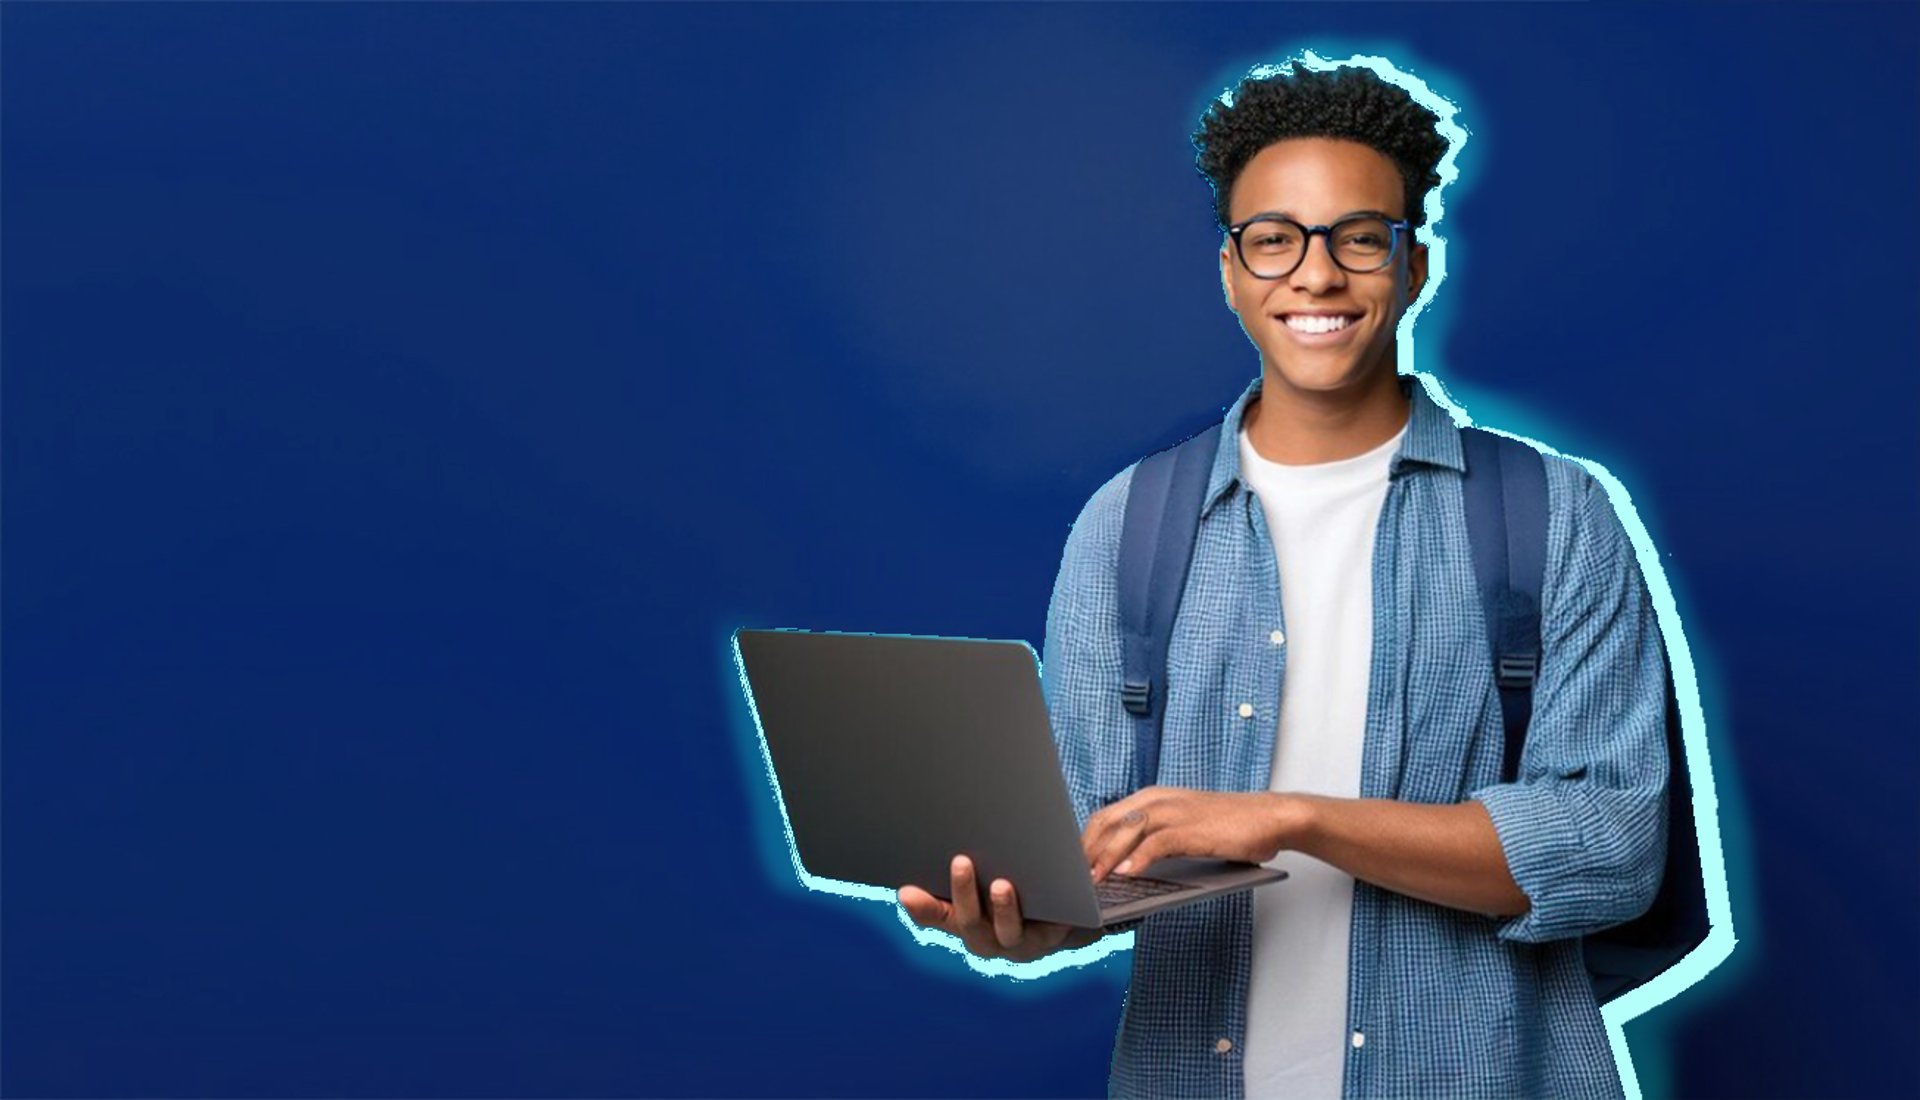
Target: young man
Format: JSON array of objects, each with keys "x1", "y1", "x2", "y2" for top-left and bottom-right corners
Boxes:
[{"x1": 899, "y1": 64, "x2": 1669, "y2": 1099}]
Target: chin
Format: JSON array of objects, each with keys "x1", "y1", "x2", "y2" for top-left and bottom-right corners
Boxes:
[
  {"x1": 1264, "y1": 356, "x2": 1370, "y2": 394},
  {"x1": 1264, "y1": 338, "x2": 1398, "y2": 393}
]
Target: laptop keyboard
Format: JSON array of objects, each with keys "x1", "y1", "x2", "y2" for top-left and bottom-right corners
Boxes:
[{"x1": 1095, "y1": 872, "x2": 1190, "y2": 909}]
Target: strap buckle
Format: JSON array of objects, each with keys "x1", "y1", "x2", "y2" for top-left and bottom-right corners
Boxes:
[
  {"x1": 1121, "y1": 680, "x2": 1152, "y2": 717},
  {"x1": 1496, "y1": 653, "x2": 1538, "y2": 690}
]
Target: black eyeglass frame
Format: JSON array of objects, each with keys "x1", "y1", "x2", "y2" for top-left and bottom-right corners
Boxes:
[{"x1": 1225, "y1": 213, "x2": 1415, "y2": 280}]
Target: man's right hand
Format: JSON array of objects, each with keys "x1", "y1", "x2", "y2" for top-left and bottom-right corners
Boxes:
[{"x1": 898, "y1": 854, "x2": 1094, "y2": 963}]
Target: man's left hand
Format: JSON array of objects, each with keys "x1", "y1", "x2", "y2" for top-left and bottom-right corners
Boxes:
[{"x1": 1082, "y1": 787, "x2": 1300, "y2": 881}]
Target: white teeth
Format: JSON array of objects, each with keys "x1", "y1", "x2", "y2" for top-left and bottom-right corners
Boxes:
[{"x1": 1285, "y1": 314, "x2": 1353, "y2": 334}]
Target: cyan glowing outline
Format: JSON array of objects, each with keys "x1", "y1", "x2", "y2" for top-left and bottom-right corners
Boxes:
[{"x1": 728, "y1": 45, "x2": 1737, "y2": 1093}]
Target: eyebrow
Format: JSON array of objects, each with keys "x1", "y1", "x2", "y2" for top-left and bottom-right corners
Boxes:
[{"x1": 1245, "y1": 208, "x2": 1396, "y2": 223}]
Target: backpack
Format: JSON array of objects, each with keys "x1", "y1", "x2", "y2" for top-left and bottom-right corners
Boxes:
[{"x1": 1115, "y1": 422, "x2": 1709, "y2": 1005}]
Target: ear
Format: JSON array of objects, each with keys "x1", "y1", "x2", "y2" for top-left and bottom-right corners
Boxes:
[
  {"x1": 1220, "y1": 243, "x2": 1238, "y2": 312},
  {"x1": 1407, "y1": 241, "x2": 1430, "y2": 302}
]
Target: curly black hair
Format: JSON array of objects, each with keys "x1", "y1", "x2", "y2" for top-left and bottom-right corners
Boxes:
[{"x1": 1193, "y1": 65, "x2": 1449, "y2": 230}]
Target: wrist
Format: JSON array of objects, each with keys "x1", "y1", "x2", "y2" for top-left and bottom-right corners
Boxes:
[{"x1": 1268, "y1": 791, "x2": 1319, "y2": 855}]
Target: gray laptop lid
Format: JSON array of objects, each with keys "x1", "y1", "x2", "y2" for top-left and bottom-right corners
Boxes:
[
  {"x1": 734, "y1": 629, "x2": 1284, "y2": 928},
  {"x1": 737, "y1": 630, "x2": 1106, "y2": 927}
]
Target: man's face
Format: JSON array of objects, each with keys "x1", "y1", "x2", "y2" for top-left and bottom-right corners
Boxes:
[{"x1": 1219, "y1": 137, "x2": 1429, "y2": 399}]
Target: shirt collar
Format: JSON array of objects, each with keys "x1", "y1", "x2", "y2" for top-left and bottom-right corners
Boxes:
[{"x1": 1200, "y1": 371, "x2": 1466, "y2": 517}]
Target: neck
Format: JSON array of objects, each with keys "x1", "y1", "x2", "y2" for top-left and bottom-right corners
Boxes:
[{"x1": 1243, "y1": 363, "x2": 1410, "y2": 465}]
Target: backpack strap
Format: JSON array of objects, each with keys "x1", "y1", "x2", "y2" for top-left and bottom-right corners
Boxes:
[
  {"x1": 1117, "y1": 423, "x2": 1223, "y2": 791},
  {"x1": 1459, "y1": 429, "x2": 1548, "y2": 784}
]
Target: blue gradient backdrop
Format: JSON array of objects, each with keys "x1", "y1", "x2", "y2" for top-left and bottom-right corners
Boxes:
[{"x1": 5, "y1": 3, "x2": 1915, "y2": 1098}]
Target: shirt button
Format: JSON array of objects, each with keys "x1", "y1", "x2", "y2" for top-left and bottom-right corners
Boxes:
[
  {"x1": 1215, "y1": 1038, "x2": 1234, "y2": 1054},
  {"x1": 1237, "y1": 702, "x2": 1255, "y2": 718},
  {"x1": 1269, "y1": 629, "x2": 1285, "y2": 645},
  {"x1": 1351, "y1": 1030, "x2": 1366, "y2": 1049}
]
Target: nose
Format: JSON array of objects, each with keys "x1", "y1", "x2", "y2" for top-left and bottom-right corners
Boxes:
[{"x1": 1289, "y1": 231, "x2": 1346, "y2": 294}]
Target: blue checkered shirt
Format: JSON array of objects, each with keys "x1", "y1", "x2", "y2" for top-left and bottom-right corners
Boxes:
[{"x1": 1041, "y1": 373, "x2": 1668, "y2": 1099}]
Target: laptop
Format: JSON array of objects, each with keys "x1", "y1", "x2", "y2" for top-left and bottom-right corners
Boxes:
[{"x1": 734, "y1": 629, "x2": 1286, "y2": 930}]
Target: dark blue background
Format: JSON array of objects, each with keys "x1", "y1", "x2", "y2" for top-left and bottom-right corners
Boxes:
[{"x1": 6, "y1": 3, "x2": 1916, "y2": 1097}]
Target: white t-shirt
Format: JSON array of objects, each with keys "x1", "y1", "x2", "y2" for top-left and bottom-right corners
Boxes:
[{"x1": 1237, "y1": 421, "x2": 1404, "y2": 1100}]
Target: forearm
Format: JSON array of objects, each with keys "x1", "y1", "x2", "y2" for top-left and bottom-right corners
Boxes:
[{"x1": 1280, "y1": 793, "x2": 1530, "y2": 918}]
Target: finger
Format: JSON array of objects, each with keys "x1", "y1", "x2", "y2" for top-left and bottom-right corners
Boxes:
[
  {"x1": 898, "y1": 885, "x2": 952, "y2": 930},
  {"x1": 1084, "y1": 788, "x2": 1170, "y2": 860},
  {"x1": 1082, "y1": 793, "x2": 1141, "y2": 865},
  {"x1": 950, "y1": 855, "x2": 989, "y2": 942},
  {"x1": 988, "y1": 878, "x2": 1024, "y2": 950},
  {"x1": 1088, "y1": 809, "x2": 1152, "y2": 882},
  {"x1": 1114, "y1": 832, "x2": 1168, "y2": 877}
]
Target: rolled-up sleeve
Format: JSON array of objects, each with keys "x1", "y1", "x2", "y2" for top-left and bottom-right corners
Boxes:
[
  {"x1": 1039, "y1": 467, "x2": 1137, "y2": 834},
  {"x1": 1469, "y1": 462, "x2": 1670, "y2": 944}
]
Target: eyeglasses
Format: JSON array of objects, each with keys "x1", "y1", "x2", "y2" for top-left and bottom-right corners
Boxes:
[{"x1": 1225, "y1": 214, "x2": 1412, "y2": 280}]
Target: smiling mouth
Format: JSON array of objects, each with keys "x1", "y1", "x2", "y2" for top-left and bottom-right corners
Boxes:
[{"x1": 1280, "y1": 313, "x2": 1361, "y2": 335}]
